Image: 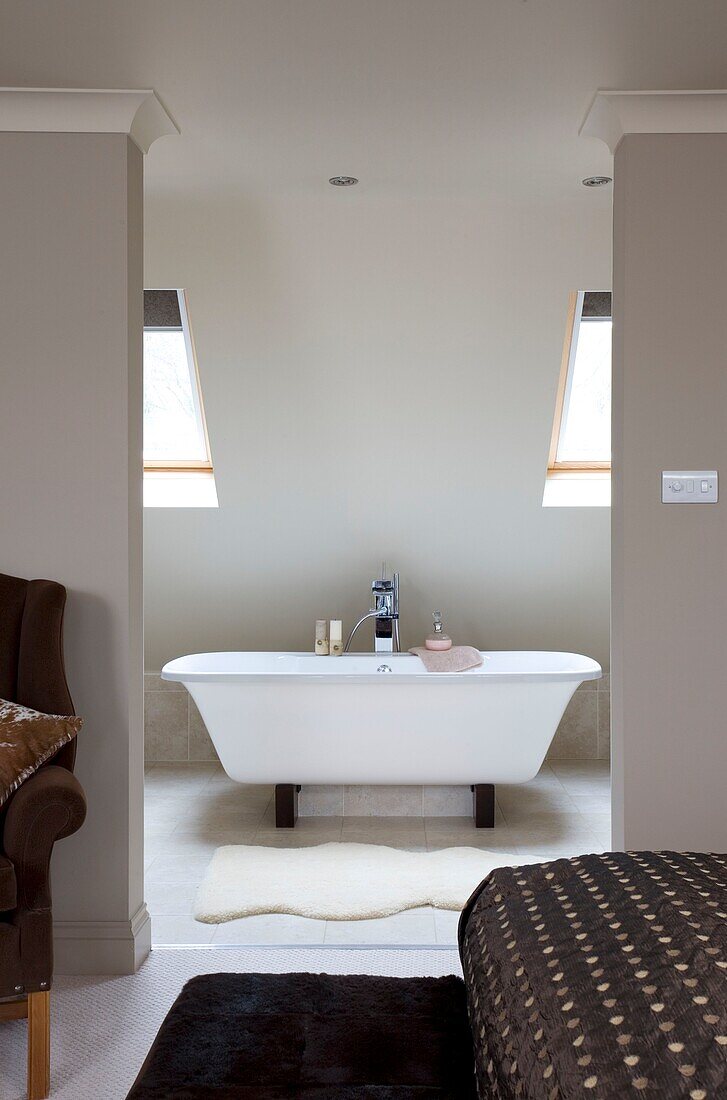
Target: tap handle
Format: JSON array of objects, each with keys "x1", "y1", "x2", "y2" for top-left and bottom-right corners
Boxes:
[
  {"x1": 373, "y1": 569, "x2": 399, "y2": 597},
  {"x1": 373, "y1": 577, "x2": 392, "y2": 592}
]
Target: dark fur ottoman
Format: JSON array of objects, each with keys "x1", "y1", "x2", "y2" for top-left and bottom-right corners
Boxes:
[{"x1": 126, "y1": 971, "x2": 477, "y2": 1098}]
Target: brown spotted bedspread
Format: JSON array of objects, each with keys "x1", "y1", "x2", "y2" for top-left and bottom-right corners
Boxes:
[{"x1": 459, "y1": 852, "x2": 726, "y2": 1100}]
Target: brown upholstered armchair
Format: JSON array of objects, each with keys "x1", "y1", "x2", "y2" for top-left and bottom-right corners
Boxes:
[{"x1": 0, "y1": 573, "x2": 87, "y2": 1100}]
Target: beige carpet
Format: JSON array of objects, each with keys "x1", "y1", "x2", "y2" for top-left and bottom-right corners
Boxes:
[{"x1": 194, "y1": 842, "x2": 514, "y2": 923}]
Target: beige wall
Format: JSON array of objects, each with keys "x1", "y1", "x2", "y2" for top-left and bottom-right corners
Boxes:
[
  {"x1": 143, "y1": 193, "x2": 611, "y2": 670},
  {"x1": 612, "y1": 133, "x2": 727, "y2": 851},
  {"x1": 0, "y1": 133, "x2": 147, "y2": 972}
]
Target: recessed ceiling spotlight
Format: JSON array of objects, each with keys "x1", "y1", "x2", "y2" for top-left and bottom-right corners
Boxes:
[
  {"x1": 329, "y1": 175, "x2": 359, "y2": 186},
  {"x1": 582, "y1": 175, "x2": 612, "y2": 187}
]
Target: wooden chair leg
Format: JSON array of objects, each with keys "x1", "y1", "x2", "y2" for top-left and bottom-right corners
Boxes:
[{"x1": 27, "y1": 990, "x2": 50, "y2": 1100}]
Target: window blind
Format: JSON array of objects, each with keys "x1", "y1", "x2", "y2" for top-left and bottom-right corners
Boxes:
[{"x1": 144, "y1": 289, "x2": 182, "y2": 329}]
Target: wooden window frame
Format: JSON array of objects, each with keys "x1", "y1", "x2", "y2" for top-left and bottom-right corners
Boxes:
[
  {"x1": 548, "y1": 291, "x2": 611, "y2": 474},
  {"x1": 143, "y1": 289, "x2": 214, "y2": 475}
]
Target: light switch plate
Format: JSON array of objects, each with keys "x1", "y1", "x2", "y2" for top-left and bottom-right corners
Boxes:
[{"x1": 662, "y1": 470, "x2": 718, "y2": 503}]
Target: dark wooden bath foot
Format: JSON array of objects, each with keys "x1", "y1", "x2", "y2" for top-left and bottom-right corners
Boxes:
[
  {"x1": 275, "y1": 784, "x2": 301, "y2": 828},
  {"x1": 471, "y1": 784, "x2": 495, "y2": 828}
]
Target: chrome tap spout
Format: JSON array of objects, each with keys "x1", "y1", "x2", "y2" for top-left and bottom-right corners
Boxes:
[
  {"x1": 344, "y1": 568, "x2": 401, "y2": 654},
  {"x1": 343, "y1": 609, "x2": 381, "y2": 653}
]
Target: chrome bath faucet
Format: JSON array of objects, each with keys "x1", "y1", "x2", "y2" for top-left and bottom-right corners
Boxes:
[{"x1": 344, "y1": 564, "x2": 400, "y2": 654}]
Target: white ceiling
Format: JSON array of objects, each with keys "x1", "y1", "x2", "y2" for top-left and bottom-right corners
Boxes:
[{"x1": 1, "y1": 0, "x2": 727, "y2": 202}]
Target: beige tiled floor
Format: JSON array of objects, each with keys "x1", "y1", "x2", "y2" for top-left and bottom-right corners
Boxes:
[{"x1": 145, "y1": 760, "x2": 611, "y2": 946}]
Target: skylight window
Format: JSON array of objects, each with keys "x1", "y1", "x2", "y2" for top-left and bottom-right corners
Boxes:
[
  {"x1": 143, "y1": 290, "x2": 218, "y2": 507},
  {"x1": 544, "y1": 291, "x2": 611, "y2": 507}
]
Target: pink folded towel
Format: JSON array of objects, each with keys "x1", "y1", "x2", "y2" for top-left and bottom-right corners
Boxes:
[{"x1": 409, "y1": 645, "x2": 484, "y2": 673}]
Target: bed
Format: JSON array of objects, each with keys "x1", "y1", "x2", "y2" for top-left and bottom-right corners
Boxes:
[
  {"x1": 128, "y1": 850, "x2": 725, "y2": 1098},
  {"x1": 459, "y1": 851, "x2": 726, "y2": 1099}
]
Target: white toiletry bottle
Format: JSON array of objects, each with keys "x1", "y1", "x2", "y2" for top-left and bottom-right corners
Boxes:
[
  {"x1": 329, "y1": 619, "x2": 343, "y2": 656},
  {"x1": 425, "y1": 611, "x2": 452, "y2": 651},
  {"x1": 315, "y1": 620, "x2": 329, "y2": 655}
]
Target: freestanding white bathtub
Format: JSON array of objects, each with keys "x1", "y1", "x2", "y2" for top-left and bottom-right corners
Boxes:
[{"x1": 161, "y1": 651, "x2": 601, "y2": 798}]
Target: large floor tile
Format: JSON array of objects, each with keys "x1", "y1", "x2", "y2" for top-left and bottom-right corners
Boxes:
[
  {"x1": 145, "y1": 803, "x2": 188, "y2": 830},
  {"x1": 145, "y1": 833, "x2": 221, "y2": 863},
  {"x1": 151, "y1": 915, "x2": 216, "y2": 945},
  {"x1": 423, "y1": 817, "x2": 518, "y2": 853},
  {"x1": 577, "y1": 811, "x2": 612, "y2": 846},
  {"x1": 421, "y1": 815, "x2": 475, "y2": 833},
  {"x1": 180, "y1": 802, "x2": 267, "y2": 833},
  {"x1": 172, "y1": 822, "x2": 261, "y2": 845},
  {"x1": 513, "y1": 765, "x2": 562, "y2": 790},
  {"x1": 567, "y1": 793, "x2": 612, "y2": 814},
  {"x1": 252, "y1": 830, "x2": 344, "y2": 848},
  {"x1": 145, "y1": 763, "x2": 218, "y2": 789},
  {"x1": 433, "y1": 908, "x2": 462, "y2": 945},
  {"x1": 515, "y1": 827, "x2": 608, "y2": 858},
  {"x1": 422, "y1": 811, "x2": 507, "y2": 832},
  {"x1": 198, "y1": 779, "x2": 272, "y2": 800},
  {"x1": 342, "y1": 837, "x2": 429, "y2": 852},
  {"x1": 514, "y1": 845, "x2": 600, "y2": 864},
  {"x1": 341, "y1": 815, "x2": 426, "y2": 836},
  {"x1": 146, "y1": 882, "x2": 198, "y2": 916},
  {"x1": 518, "y1": 807, "x2": 597, "y2": 828},
  {"x1": 343, "y1": 784, "x2": 423, "y2": 817},
  {"x1": 197, "y1": 785, "x2": 273, "y2": 810},
  {"x1": 255, "y1": 811, "x2": 343, "y2": 836},
  {"x1": 211, "y1": 914, "x2": 327, "y2": 944},
  {"x1": 510, "y1": 839, "x2": 601, "y2": 861},
  {"x1": 323, "y1": 907, "x2": 437, "y2": 945},
  {"x1": 145, "y1": 851, "x2": 215, "y2": 887},
  {"x1": 422, "y1": 785, "x2": 472, "y2": 817},
  {"x1": 340, "y1": 829, "x2": 427, "y2": 848},
  {"x1": 421, "y1": 800, "x2": 506, "y2": 826},
  {"x1": 555, "y1": 777, "x2": 611, "y2": 797},
  {"x1": 550, "y1": 760, "x2": 610, "y2": 776},
  {"x1": 549, "y1": 761, "x2": 610, "y2": 794},
  {"x1": 204, "y1": 771, "x2": 272, "y2": 794},
  {"x1": 143, "y1": 761, "x2": 611, "y2": 945},
  {"x1": 425, "y1": 839, "x2": 516, "y2": 857},
  {"x1": 144, "y1": 820, "x2": 181, "y2": 843},
  {"x1": 341, "y1": 817, "x2": 427, "y2": 850},
  {"x1": 497, "y1": 787, "x2": 578, "y2": 824},
  {"x1": 291, "y1": 815, "x2": 345, "y2": 834}
]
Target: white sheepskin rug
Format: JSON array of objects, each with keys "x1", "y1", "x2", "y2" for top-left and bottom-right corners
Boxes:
[{"x1": 194, "y1": 842, "x2": 516, "y2": 923}]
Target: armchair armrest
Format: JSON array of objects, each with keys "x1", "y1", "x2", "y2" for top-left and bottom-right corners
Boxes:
[
  {"x1": 0, "y1": 854, "x2": 16, "y2": 911},
  {"x1": 2, "y1": 766, "x2": 86, "y2": 912}
]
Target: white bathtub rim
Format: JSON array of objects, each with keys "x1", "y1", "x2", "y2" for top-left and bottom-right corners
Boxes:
[{"x1": 161, "y1": 650, "x2": 602, "y2": 687}]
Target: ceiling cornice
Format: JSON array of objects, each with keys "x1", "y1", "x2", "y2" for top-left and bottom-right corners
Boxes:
[
  {"x1": 0, "y1": 88, "x2": 179, "y2": 153},
  {"x1": 581, "y1": 89, "x2": 727, "y2": 154}
]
